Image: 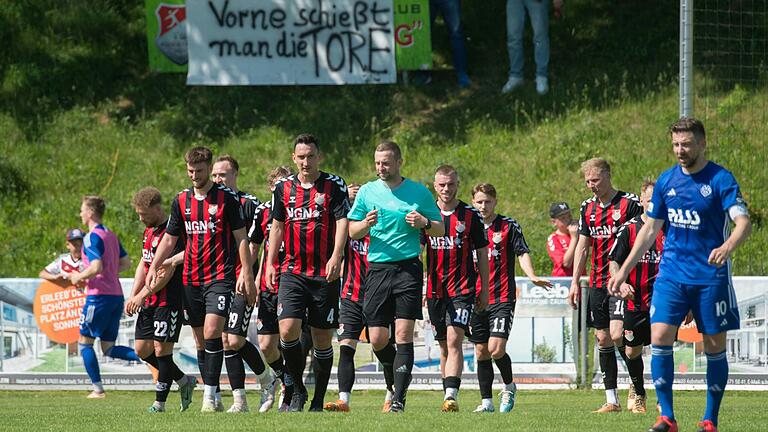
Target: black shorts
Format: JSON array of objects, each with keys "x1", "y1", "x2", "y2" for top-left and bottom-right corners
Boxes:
[
  {"x1": 135, "y1": 305, "x2": 182, "y2": 343},
  {"x1": 224, "y1": 293, "x2": 254, "y2": 337},
  {"x1": 623, "y1": 309, "x2": 651, "y2": 347},
  {"x1": 587, "y1": 288, "x2": 624, "y2": 329},
  {"x1": 277, "y1": 273, "x2": 339, "y2": 329},
  {"x1": 427, "y1": 293, "x2": 475, "y2": 341},
  {"x1": 363, "y1": 258, "x2": 423, "y2": 327},
  {"x1": 468, "y1": 300, "x2": 516, "y2": 344},
  {"x1": 256, "y1": 290, "x2": 280, "y2": 335},
  {"x1": 183, "y1": 281, "x2": 235, "y2": 327},
  {"x1": 338, "y1": 298, "x2": 368, "y2": 341}
]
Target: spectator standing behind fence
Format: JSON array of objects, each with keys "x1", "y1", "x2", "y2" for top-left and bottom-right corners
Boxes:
[
  {"x1": 501, "y1": 0, "x2": 563, "y2": 95},
  {"x1": 547, "y1": 202, "x2": 578, "y2": 276},
  {"x1": 40, "y1": 228, "x2": 85, "y2": 287},
  {"x1": 415, "y1": 0, "x2": 470, "y2": 88}
]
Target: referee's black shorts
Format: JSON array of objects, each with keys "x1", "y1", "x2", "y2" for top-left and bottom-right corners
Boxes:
[{"x1": 363, "y1": 257, "x2": 423, "y2": 327}]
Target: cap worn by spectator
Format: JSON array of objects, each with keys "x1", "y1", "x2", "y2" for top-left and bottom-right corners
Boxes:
[
  {"x1": 67, "y1": 228, "x2": 85, "y2": 241},
  {"x1": 549, "y1": 202, "x2": 571, "y2": 218}
]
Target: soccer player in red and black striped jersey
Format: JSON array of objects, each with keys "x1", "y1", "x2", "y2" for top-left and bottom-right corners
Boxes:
[
  {"x1": 567, "y1": 158, "x2": 643, "y2": 413},
  {"x1": 124, "y1": 187, "x2": 196, "y2": 413},
  {"x1": 423, "y1": 165, "x2": 489, "y2": 412},
  {"x1": 608, "y1": 179, "x2": 664, "y2": 414},
  {"x1": 248, "y1": 165, "x2": 295, "y2": 412},
  {"x1": 265, "y1": 134, "x2": 350, "y2": 412},
  {"x1": 324, "y1": 183, "x2": 387, "y2": 412},
  {"x1": 211, "y1": 155, "x2": 275, "y2": 413},
  {"x1": 146, "y1": 146, "x2": 255, "y2": 413},
  {"x1": 469, "y1": 183, "x2": 552, "y2": 413}
]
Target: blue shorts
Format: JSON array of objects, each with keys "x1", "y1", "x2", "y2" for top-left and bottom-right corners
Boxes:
[
  {"x1": 650, "y1": 278, "x2": 740, "y2": 335},
  {"x1": 80, "y1": 295, "x2": 124, "y2": 341}
]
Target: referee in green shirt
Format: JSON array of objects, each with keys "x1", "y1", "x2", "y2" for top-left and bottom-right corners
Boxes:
[{"x1": 349, "y1": 141, "x2": 444, "y2": 413}]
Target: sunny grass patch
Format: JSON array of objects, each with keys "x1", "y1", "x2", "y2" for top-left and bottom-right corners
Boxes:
[{"x1": 0, "y1": 390, "x2": 766, "y2": 431}]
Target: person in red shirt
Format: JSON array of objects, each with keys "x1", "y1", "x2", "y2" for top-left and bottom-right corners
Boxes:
[
  {"x1": 40, "y1": 229, "x2": 85, "y2": 287},
  {"x1": 546, "y1": 202, "x2": 578, "y2": 276}
]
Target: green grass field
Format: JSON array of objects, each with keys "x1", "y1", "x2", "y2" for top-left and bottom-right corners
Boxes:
[
  {"x1": 1, "y1": 0, "x2": 766, "y2": 277},
  {"x1": 1, "y1": 390, "x2": 766, "y2": 431}
]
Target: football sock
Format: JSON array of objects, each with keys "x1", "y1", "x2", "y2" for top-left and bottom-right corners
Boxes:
[
  {"x1": 203, "y1": 338, "x2": 224, "y2": 388},
  {"x1": 494, "y1": 353, "x2": 515, "y2": 385},
  {"x1": 281, "y1": 338, "x2": 307, "y2": 392},
  {"x1": 104, "y1": 345, "x2": 142, "y2": 362},
  {"x1": 616, "y1": 344, "x2": 630, "y2": 367},
  {"x1": 444, "y1": 376, "x2": 460, "y2": 400},
  {"x1": 300, "y1": 330, "x2": 313, "y2": 373},
  {"x1": 704, "y1": 350, "x2": 728, "y2": 426},
  {"x1": 268, "y1": 356, "x2": 294, "y2": 402},
  {"x1": 239, "y1": 340, "x2": 266, "y2": 375},
  {"x1": 224, "y1": 349, "x2": 245, "y2": 390},
  {"x1": 338, "y1": 345, "x2": 356, "y2": 394},
  {"x1": 598, "y1": 346, "x2": 619, "y2": 397},
  {"x1": 312, "y1": 346, "x2": 334, "y2": 406},
  {"x1": 155, "y1": 355, "x2": 174, "y2": 402},
  {"x1": 393, "y1": 343, "x2": 414, "y2": 403},
  {"x1": 477, "y1": 359, "x2": 494, "y2": 400},
  {"x1": 625, "y1": 352, "x2": 646, "y2": 396},
  {"x1": 374, "y1": 344, "x2": 396, "y2": 392},
  {"x1": 232, "y1": 388, "x2": 247, "y2": 405},
  {"x1": 652, "y1": 345, "x2": 675, "y2": 421},
  {"x1": 142, "y1": 353, "x2": 159, "y2": 369},
  {"x1": 79, "y1": 343, "x2": 102, "y2": 386},
  {"x1": 197, "y1": 349, "x2": 219, "y2": 392}
]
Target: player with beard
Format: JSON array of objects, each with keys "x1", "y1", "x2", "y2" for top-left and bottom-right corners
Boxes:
[
  {"x1": 423, "y1": 165, "x2": 489, "y2": 412},
  {"x1": 266, "y1": 134, "x2": 350, "y2": 412},
  {"x1": 609, "y1": 118, "x2": 751, "y2": 432},
  {"x1": 146, "y1": 146, "x2": 256, "y2": 413},
  {"x1": 125, "y1": 187, "x2": 196, "y2": 412},
  {"x1": 349, "y1": 141, "x2": 444, "y2": 413},
  {"x1": 469, "y1": 183, "x2": 551, "y2": 413},
  {"x1": 249, "y1": 165, "x2": 296, "y2": 412},
  {"x1": 211, "y1": 155, "x2": 276, "y2": 413},
  {"x1": 567, "y1": 158, "x2": 643, "y2": 413}
]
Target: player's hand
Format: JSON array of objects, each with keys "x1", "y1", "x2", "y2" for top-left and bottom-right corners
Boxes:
[
  {"x1": 364, "y1": 209, "x2": 379, "y2": 228},
  {"x1": 531, "y1": 277, "x2": 553, "y2": 290},
  {"x1": 619, "y1": 283, "x2": 635, "y2": 300},
  {"x1": 708, "y1": 243, "x2": 732, "y2": 268},
  {"x1": 242, "y1": 273, "x2": 258, "y2": 306},
  {"x1": 125, "y1": 294, "x2": 144, "y2": 317},
  {"x1": 683, "y1": 311, "x2": 695, "y2": 326},
  {"x1": 325, "y1": 254, "x2": 342, "y2": 282},
  {"x1": 266, "y1": 265, "x2": 277, "y2": 290},
  {"x1": 607, "y1": 270, "x2": 627, "y2": 296},
  {"x1": 405, "y1": 210, "x2": 427, "y2": 229},
  {"x1": 567, "y1": 283, "x2": 580, "y2": 309},
  {"x1": 476, "y1": 289, "x2": 489, "y2": 312},
  {"x1": 348, "y1": 184, "x2": 361, "y2": 202},
  {"x1": 145, "y1": 267, "x2": 157, "y2": 291},
  {"x1": 568, "y1": 223, "x2": 578, "y2": 237}
]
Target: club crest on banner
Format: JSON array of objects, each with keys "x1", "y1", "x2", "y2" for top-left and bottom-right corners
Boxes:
[{"x1": 155, "y1": 4, "x2": 188, "y2": 65}]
